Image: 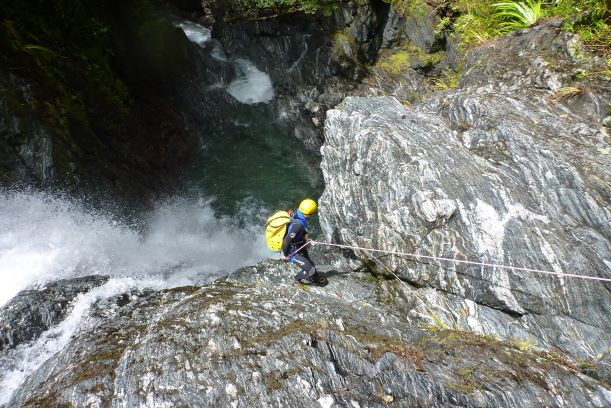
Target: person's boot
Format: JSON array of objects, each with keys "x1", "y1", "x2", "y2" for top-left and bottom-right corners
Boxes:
[{"x1": 312, "y1": 274, "x2": 328, "y2": 286}]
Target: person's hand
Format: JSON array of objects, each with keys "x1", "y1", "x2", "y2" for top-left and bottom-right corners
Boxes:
[{"x1": 282, "y1": 255, "x2": 290, "y2": 261}]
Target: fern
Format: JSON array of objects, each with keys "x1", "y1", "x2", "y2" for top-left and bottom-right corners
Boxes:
[{"x1": 492, "y1": 0, "x2": 543, "y2": 33}]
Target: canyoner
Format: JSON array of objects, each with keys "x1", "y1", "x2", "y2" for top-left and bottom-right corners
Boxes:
[{"x1": 265, "y1": 199, "x2": 328, "y2": 287}]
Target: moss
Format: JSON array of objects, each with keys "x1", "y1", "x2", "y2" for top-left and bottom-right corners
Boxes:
[
  {"x1": 447, "y1": 381, "x2": 478, "y2": 394},
  {"x1": 376, "y1": 50, "x2": 411, "y2": 75},
  {"x1": 263, "y1": 373, "x2": 283, "y2": 390},
  {"x1": 374, "y1": 43, "x2": 445, "y2": 76},
  {"x1": 342, "y1": 326, "x2": 424, "y2": 367},
  {"x1": 24, "y1": 397, "x2": 74, "y2": 408},
  {"x1": 510, "y1": 337, "x2": 538, "y2": 352},
  {"x1": 162, "y1": 285, "x2": 201, "y2": 295},
  {"x1": 385, "y1": 51, "x2": 411, "y2": 73},
  {"x1": 244, "y1": 319, "x2": 324, "y2": 347},
  {"x1": 432, "y1": 67, "x2": 461, "y2": 90},
  {"x1": 263, "y1": 367, "x2": 303, "y2": 390},
  {"x1": 334, "y1": 28, "x2": 355, "y2": 59},
  {"x1": 223, "y1": 0, "x2": 340, "y2": 21},
  {"x1": 384, "y1": 0, "x2": 429, "y2": 19}
]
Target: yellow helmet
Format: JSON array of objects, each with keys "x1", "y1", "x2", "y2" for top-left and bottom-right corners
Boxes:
[{"x1": 299, "y1": 198, "x2": 317, "y2": 216}]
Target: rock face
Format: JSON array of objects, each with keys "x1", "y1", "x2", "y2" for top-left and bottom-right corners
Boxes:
[
  {"x1": 0, "y1": 276, "x2": 109, "y2": 353},
  {"x1": 7, "y1": 262, "x2": 610, "y2": 407},
  {"x1": 319, "y1": 21, "x2": 610, "y2": 361},
  {"x1": 0, "y1": 73, "x2": 55, "y2": 185},
  {"x1": 212, "y1": 1, "x2": 387, "y2": 152}
]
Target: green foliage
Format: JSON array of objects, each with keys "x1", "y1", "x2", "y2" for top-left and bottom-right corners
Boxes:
[
  {"x1": 453, "y1": 12, "x2": 500, "y2": 46},
  {"x1": 437, "y1": 0, "x2": 609, "y2": 55},
  {"x1": 0, "y1": 0, "x2": 129, "y2": 134},
  {"x1": 492, "y1": 0, "x2": 543, "y2": 33},
  {"x1": 383, "y1": 0, "x2": 429, "y2": 19},
  {"x1": 377, "y1": 51, "x2": 411, "y2": 74},
  {"x1": 548, "y1": 0, "x2": 611, "y2": 53},
  {"x1": 432, "y1": 67, "x2": 462, "y2": 89},
  {"x1": 375, "y1": 44, "x2": 444, "y2": 76},
  {"x1": 510, "y1": 337, "x2": 538, "y2": 352},
  {"x1": 226, "y1": 0, "x2": 340, "y2": 19}
]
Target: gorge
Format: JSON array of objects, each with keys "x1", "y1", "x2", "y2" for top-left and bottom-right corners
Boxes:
[{"x1": 0, "y1": 0, "x2": 609, "y2": 406}]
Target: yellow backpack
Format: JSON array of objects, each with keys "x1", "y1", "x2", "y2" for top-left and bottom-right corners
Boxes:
[{"x1": 265, "y1": 210, "x2": 292, "y2": 252}]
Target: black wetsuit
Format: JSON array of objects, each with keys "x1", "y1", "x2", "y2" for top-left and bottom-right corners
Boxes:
[{"x1": 281, "y1": 220, "x2": 321, "y2": 283}]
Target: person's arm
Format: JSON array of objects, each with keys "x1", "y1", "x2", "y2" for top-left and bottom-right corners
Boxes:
[{"x1": 282, "y1": 224, "x2": 298, "y2": 257}]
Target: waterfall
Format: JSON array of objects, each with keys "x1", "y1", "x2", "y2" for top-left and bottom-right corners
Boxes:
[
  {"x1": 0, "y1": 191, "x2": 269, "y2": 308},
  {"x1": 177, "y1": 20, "x2": 275, "y2": 105}
]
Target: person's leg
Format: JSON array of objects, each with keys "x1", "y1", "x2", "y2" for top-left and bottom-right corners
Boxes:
[
  {"x1": 292, "y1": 253, "x2": 316, "y2": 282},
  {"x1": 302, "y1": 252, "x2": 327, "y2": 284}
]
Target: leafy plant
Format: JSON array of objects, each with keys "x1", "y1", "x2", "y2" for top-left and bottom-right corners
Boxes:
[
  {"x1": 383, "y1": 0, "x2": 428, "y2": 19},
  {"x1": 492, "y1": 0, "x2": 544, "y2": 33},
  {"x1": 454, "y1": 13, "x2": 500, "y2": 46},
  {"x1": 548, "y1": 0, "x2": 611, "y2": 54}
]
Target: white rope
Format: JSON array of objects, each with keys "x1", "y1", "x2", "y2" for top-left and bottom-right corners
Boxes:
[{"x1": 310, "y1": 240, "x2": 611, "y2": 283}]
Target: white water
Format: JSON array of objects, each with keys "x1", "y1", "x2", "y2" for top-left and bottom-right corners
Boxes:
[
  {"x1": 177, "y1": 21, "x2": 274, "y2": 105},
  {"x1": 177, "y1": 21, "x2": 227, "y2": 61},
  {"x1": 227, "y1": 58, "x2": 275, "y2": 105},
  {"x1": 0, "y1": 191, "x2": 269, "y2": 308},
  {"x1": 0, "y1": 191, "x2": 271, "y2": 403},
  {"x1": 0, "y1": 277, "x2": 165, "y2": 406},
  {"x1": 177, "y1": 21, "x2": 211, "y2": 47}
]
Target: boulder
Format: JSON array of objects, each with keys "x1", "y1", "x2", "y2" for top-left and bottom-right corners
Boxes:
[{"x1": 319, "y1": 21, "x2": 610, "y2": 360}]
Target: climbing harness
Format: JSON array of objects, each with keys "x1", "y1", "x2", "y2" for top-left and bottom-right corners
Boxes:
[
  {"x1": 309, "y1": 240, "x2": 611, "y2": 283},
  {"x1": 287, "y1": 240, "x2": 312, "y2": 257}
]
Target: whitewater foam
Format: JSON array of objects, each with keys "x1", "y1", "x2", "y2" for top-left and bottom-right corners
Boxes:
[
  {"x1": 227, "y1": 58, "x2": 275, "y2": 105},
  {"x1": 176, "y1": 20, "x2": 274, "y2": 104},
  {"x1": 0, "y1": 191, "x2": 269, "y2": 308}
]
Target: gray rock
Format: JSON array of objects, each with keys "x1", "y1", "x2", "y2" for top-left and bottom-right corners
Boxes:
[
  {"x1": 7, "y1": 264, "x2": 609, "y2": 407},
  {"x1": 319, "y1": 22, "x2": 610, "y2": 361},
  {"x1": 382, "y1": 2, "x2": 439, "y2": 51},
  {"x1": 0, "y1": 72, "x2": 55, "y2": 185},
  {"x1": 0, "y1": 276, "x2": 109, "y2": 353}
]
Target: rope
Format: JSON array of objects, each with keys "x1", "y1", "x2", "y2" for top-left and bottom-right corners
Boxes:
[
  {"x1": 281, "y1": 240, "x2": 312, "y2": 258},
  {"x1": 310, "y1": 240, "x2": 611, "y2": 283}
]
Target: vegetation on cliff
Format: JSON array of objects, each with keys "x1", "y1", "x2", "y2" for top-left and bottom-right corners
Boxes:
[
  {"x1": 223, "y1": 0, "x2": 341, "y2": 20},
  {"x1": 433, "y1": 0, "x2": 610, "y2": 55},
  {"x1": 0, "y1": 0, "x2": 197, "y2": 201},
  {"x1": 0, "y1": 0, "x2": 129, "y2": 135}
]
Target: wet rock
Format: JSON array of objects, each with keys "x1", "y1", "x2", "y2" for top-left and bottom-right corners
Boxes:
[
  {"x1": 7, "y1": 264, "x2": 609, "y2": 407},
  {"x1": 0, "y1": 276, "x2": 109, "y2": 353},
  {"x1": 213, "y1": 1, "x2": 387, "y2": 152},
  {"x1": 458, "y1": 19, "x2": 609, "y2": 122},
  {"x1": 0, "y1": 72, "x2": 55, "y2": 185}
]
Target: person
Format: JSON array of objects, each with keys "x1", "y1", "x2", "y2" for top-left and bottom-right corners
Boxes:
[{"x1": 282, "y1": 198, "x2": 327, "y2": 287}]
